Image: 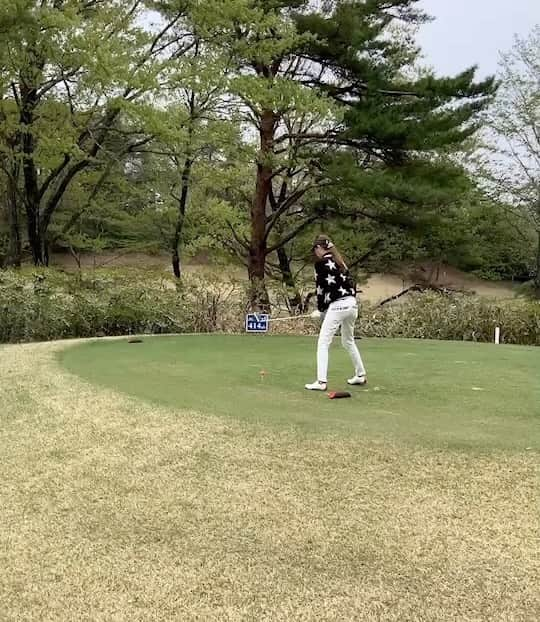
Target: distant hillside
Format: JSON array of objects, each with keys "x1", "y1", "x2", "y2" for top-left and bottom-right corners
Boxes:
[{"x1": 50, "y1": 252, "x2": 517, "y2": 304}]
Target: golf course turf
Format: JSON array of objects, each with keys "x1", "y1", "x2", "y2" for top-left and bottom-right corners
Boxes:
[
  {"x1": 60, "y1": 335, "x2": 540, "y2": 451},
  {"x1": 0, "y1": 336, "x2": 538, "y2": 620}
]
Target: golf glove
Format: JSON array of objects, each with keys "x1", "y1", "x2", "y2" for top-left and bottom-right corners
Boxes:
[{"x1": 310, "y1": 310, "x2": 322, "y2": 319}]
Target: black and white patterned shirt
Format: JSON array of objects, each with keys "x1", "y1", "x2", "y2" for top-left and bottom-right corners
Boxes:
[{"x1": 315, "y1": 253, "x2": 357, "y2": 312}]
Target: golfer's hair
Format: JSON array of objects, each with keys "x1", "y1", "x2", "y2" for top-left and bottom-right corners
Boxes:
[{"x1": 313, "y1": 235, "x2": 348, "y2": 271}]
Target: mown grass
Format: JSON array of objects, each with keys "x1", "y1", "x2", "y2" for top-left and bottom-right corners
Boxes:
[
  {"x1": 60, "y1": 336, "x2": 540, "y2": 451},
  {"x1": 0, "y1": 338, "x2": 538, "y2": 621}
]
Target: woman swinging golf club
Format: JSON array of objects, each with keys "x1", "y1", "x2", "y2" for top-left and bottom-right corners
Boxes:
[{"x1": 305, "y1": 235, "x2": 367, "y2": 391}]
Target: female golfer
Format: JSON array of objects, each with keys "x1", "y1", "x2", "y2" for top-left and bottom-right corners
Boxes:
[{"x1": 305, "y1": 235, "x2": 367, "y2": 391}]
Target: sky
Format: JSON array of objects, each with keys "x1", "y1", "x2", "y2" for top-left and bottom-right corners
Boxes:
[{"x1": 416, "y1": 0, "x2": 540, "y2": 78}]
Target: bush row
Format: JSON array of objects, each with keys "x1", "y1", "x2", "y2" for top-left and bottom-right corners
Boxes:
[
  {"x1": 271, "y1": 293, "x2": 540, "y2": 346},
  {"x1": 0, "y1": 269, "x2": 244, "y2": 343},
  {"x1": 0, "y1": 269, "x2": 538, "y2": 346},
  {"x1": 362, "y1": 293, "x2": 540, "y2": 345}
]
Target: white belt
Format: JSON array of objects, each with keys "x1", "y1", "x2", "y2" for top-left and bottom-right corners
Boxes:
[{"x1": 329, "y1": 296, "x2": 357, "y2": 311}]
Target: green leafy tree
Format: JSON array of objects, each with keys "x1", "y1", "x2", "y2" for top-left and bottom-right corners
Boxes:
[
  {"x1": 0, "y1": 0, "x2": 192, "y2": 266},
  {"x1": 142, "y1": 17, "x2": 237, "y2": 278},
  {"x1": 196, "y1": 0, "x2": 495, "y2": 309},
  {"x1": 476, "y1": 26, "x2": 540, "y2": 296},
  {"x1": 294, "y1": 1, "x2": 496, "y2": 249},
  {"x1": 191, "y1": 0, "x2": 338, "y2": 308}
]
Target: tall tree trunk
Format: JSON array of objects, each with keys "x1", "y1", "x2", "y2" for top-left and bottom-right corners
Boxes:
[
  {"x1": 0, "y1": 108, "x2": 22, "y2": 267},
  {"x1": 5, "y1": 175, "x2": 22, "y2": 268},
  {"x1": 172, "y1": 243, "x2": 182, "y2": 280},
  {"x1": 26, "y1": 205, "x2": 44, "y2": 265},
  {"x1": 534, "y1": 227, "x2": 540, "y2": 299},
  {"x1": 172, "y1": 85, "x2": 197, "y2": 280},
  {"x1": 172, "y1": 157, "x2": 193, "y2": 279},
  {"x1": 271, "y1": 176, "x2": 302, "y2": 311},
  {"x1": 533, "y1": 196, "x2": 540, "y2": 299},
  {"x1": 20, "y1": 85, "x2": 45, "y2": 266},
  {"x1": 248, "y1": 110, "x2": 275, "y2": 311},
  {"x1": 276, "y1": 246, "x2": 302, "y2": 311}
]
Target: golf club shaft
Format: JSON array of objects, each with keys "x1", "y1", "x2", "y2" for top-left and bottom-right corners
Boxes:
[{"x1": 269, "y1": 314, "x2": 312, "y2": 322}]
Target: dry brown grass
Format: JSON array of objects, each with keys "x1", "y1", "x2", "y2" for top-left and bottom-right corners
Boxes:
[{"x1": 1, "y1": 341, "x2": 538, "y2": 621}]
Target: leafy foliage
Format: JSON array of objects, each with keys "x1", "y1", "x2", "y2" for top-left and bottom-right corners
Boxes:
[
  {"x1": 0, "y1": 268, "x2": 246, "y2": 342},
  {"x1": 0, "y1": 2, "x2": 536, "y2": 311}
]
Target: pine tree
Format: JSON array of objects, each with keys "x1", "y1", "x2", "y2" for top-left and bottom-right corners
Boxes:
[{"x1": 199, "y1": 0, "x2": 496, "y2": 309}]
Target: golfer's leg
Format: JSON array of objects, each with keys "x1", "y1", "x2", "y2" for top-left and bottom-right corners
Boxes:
[
  {"x1": 317, "y1": 310, "x2": 341, "y2": 382},
  {"x1": 341, "y1": 308, "x2": 366, "y2": 377}
]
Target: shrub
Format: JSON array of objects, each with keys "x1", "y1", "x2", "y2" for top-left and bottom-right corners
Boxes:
[
  {"x1": 359, "y1": 293, "x2": 540, "y2": 345},
  {"x1": 270, "y1": 293, "x2": 540, "y2": 346},
  {"x1": 0, "y1": 270, "x2": 538, "y2": 346},
  {"x1": 0, "y1": 268, "x2": 244, "y2": 343}
]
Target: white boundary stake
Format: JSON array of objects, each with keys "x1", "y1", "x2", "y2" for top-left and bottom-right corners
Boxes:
[{"x1": 495, "y1": 326, "x2": 501, "y2": 345}]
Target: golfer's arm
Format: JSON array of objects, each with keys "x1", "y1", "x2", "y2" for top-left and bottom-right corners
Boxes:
[{"x1": 315, "y1": 263, "x2": 328, "y2": 312}]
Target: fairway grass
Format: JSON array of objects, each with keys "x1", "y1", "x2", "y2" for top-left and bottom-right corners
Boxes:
[
  {"x1": 60, "y1": 335, "x2": 540, "y2": 451},
  {"x1": 0, "y1": 338, "x2": 539, "y2": 621}
]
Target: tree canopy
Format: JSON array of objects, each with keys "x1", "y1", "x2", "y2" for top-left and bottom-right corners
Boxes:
[{"x1": 1, "y1": 1, "x2": 536, "y2": 301}]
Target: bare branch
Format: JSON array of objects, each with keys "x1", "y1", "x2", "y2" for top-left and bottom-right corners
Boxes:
[
  {"x1": 266, "y1": 216, "x2": 319, "y2": 254},
  {"x1": 226, "y1": 221, "x2": 250, "y2": 250},
  {"x1": 348, "y1": 239, "x2": 385, "y2": 270},
  {"x1": 265, "y1": 185, "x2": 313, "y2": 240}
]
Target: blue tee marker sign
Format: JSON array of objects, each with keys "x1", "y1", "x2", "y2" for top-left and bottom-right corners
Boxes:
[{"x1": 245, "y1": 313, "x2": 269, "y2": 333}]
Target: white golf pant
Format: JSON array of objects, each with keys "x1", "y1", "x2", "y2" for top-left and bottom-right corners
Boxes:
[{"x1": 317, "y1": 297, "x2": 366, "y2": 383}]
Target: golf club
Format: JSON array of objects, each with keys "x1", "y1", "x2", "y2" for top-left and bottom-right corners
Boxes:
[{"x1": 268, "y1": 314, "x2": 313, "y2": 322}]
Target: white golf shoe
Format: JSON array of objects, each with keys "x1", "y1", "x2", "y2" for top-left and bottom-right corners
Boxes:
[
  {"x1": 347, "y1": 375, "x2": 367, "y2": 386},
  {"x1": 305, "y1": 381, "x2": 327, "y2": 391}
]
